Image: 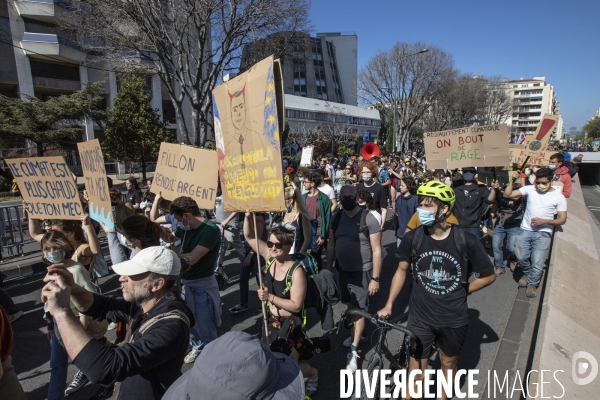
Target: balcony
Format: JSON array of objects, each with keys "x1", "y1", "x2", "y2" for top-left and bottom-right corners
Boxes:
[
  {"x1": 15, "y1": 0, "x2": 67, "y2": 23},
  {"x1": 20, "y1": 33, "x2": 85, "y2": 64},
  {"x1": 33, "y1": 76, "x2": 81, "y2": 91}
]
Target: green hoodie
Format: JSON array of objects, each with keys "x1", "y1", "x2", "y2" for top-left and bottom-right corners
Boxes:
[{"x1": 302, "y1": 191, "x2": 331, "y2": 239}]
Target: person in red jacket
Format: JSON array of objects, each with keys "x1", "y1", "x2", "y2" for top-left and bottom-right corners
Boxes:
[{"x1": 548, "y1": 153, "x2": 572, "y2": 198}]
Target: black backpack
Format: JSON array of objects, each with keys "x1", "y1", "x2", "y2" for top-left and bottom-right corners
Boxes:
[{"x1": 409, "y1": 225, "x2": 472, "y2": 290}]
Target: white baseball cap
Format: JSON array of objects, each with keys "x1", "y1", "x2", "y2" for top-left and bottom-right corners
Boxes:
[{"x1": 112, "y1": 246, "x2": 181, "y2": 277}]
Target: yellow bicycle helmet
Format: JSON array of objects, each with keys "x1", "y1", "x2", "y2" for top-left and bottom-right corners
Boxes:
[{"x1": 416, "y1": 181, "x2": 456, "y2": 209}]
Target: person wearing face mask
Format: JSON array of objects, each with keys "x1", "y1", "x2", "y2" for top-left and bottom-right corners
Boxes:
[
  {"x1": 452, "y1": 167, "x2": 496, "y2": 239},
  {"x1": 296, "y1": 166, "x2": 310, "y2": 195},
  {"x1": 302, "y1": 173, "x2": 332, "y2": 270},
  {"x1": 109, "y1": 188, "x2": 136, "y2": 231},
  {"x1": 504, "y1": 168, "x2": 567, "y2": 298},
  {"x1": 327, "y1": 185, "x2": 383, "y2": 373},
  {"x1": 547, "y1": 153, "x2": 572, "y2": 198},
  {"x1": 40, "y1": 230, "x2": 100, "y2": 400},
  {"x1": 357, "y1": 189, "x2": 382, "y2": 225},
  {"x1": 356, "y1": 161, "x2": 388, "y2": 230},
  {"x1": 377, "y1": 181, "x2": 495, "y2": 400},
  {"x1": 163, "y1": 196, "x2": 222, "y2": 364},
  {"x1": 281, "y1": 186, "x2": 312, "y2": 255}
]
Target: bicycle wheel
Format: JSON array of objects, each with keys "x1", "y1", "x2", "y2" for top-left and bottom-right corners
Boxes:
[{"x1": 361, "y1": 353, "x2": 383, "y2": 400}]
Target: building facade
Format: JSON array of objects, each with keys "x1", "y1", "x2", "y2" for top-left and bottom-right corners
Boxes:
[
  {"x1": 241, "y1": 31, "x2": 358, "y2": 106},
  {"x1": 284, "y1": 94, "x2": 380, "y2": 155},
  {"x1": 506, "y1": 76, "x2": 560, "y2": 142},
  {"x1": 2, "y1": 0, "x2": 192, "y2": 148}
]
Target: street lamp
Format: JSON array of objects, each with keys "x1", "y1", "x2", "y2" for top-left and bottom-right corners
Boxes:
[{"x1": 391, "y1": 48, "x2": 428, "y2": 153}]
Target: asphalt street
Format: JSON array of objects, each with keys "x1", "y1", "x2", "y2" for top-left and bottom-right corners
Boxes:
[{"x1": 4, "y1": 210, "x2": 536, "y2": 400}]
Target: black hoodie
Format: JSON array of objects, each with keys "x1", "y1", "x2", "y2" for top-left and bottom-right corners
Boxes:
[{"x1": 73, "y1": 293, "x2": 194, "y2": 400}]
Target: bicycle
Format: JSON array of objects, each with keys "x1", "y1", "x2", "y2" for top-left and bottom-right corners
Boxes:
[{"x1": 338, "y1": 309, "x2": 414, "y2": 400}]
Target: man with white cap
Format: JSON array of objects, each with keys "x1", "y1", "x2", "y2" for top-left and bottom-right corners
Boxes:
[
  {"x1": 41, "y1": 246, "x2": 194, "y2": 400},
  {"x1": 163, "y1": 331, "x2": 305, "y2": 400}
]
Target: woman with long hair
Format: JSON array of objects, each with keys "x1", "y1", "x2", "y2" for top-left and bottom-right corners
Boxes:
[
  {"x1": 125, "y1": 177, "x2": 142, "y2": 210},
  {"x1": 28, "y1": 208, "x2": 101, "y2": 271},
  {"x1": 243, "y1": 215, "x2": 319, "y2": 397},
  {"x1": 281, "y1": 186, "x2": 312, "y2": 254}
]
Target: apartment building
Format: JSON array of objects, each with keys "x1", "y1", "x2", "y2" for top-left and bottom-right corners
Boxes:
[
  {"x1": 2, "y1": 0, "x2": 191, "y2": 148},
  {"x1": 507, "y1": 76, "x2": 559, "y2": 142}
]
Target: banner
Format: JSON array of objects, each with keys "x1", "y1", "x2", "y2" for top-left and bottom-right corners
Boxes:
[
  {"x1": 300, "y1": 146, "x2": 313, "y2": 166},
  {"x1": 511, "y1": 114, "x2": 559, "y2": 161},
  {"x1": 212, "y1": 55, "x2": 286, "y2": 212},
  {"x1": 77, "y1": 139, "x2": 115, "y2": 229},
  {"x1": 6, "y1": 156, "x2": 83, "y2": 220},
  {"x1": 423, "y1": 124, "x2": 510, "y2": 169},
  {"x1": 509, "y1": 145, "x2": 553, "y2": 167},
  {"x1": 153, "y1": 142, "x2": 218, "y2": 209}
]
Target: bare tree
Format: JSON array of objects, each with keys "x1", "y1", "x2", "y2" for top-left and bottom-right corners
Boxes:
[
  {"x1": 62, "y1": 0, "x2": 311, "y2": 147},
  {"x1": 358, "y1": 42, "x2": 454, "y2": 151}
]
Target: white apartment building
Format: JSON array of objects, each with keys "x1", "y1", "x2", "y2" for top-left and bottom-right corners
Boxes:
[
  {"x1": 506, "y1": 76, "x2": 559, "y2": 142},
  {"x1": 2, "y1": 1, "x2": 193, "y2": 157}
]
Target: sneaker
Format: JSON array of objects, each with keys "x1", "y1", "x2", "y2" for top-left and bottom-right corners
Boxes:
[
  {"x1": 229, "y1": 304, "x2": 248, "y2": 315},
  {"x1": 8, "y1": 310, "x2": 24, "y2": 323},
  {"x1": 345, "y1": 351, "x2": 360, "y2": 373},
  {"x1": 88, "y1": 385, "x2": 114, "y2": 400},
  {"x1": 342, "y1": 336, "x2": 367, "y2": 348},
  {"x1": 518, "y1": 274, "x2": 528, "y2": 287},
  {"x1": 526, "y1": 285, "x2": 536, "y2": 298},
  {"x1": 494, "y1": 267, "x2": 505, "y2": 277},
  {"x1": 65, "y1": 370, "x2": 89, "y2": 395},
  {"x1": 184, "y1": 348, "x2": 202, "y2": 364}
]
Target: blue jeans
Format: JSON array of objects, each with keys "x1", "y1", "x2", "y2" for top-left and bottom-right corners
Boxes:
[
  {"x1": 492, "y1": 223, "x2": 520, "y2": 269},
  {"x1": 182, "y1": 285, "x2": 216, "y2": 351},
  {"x1": 48, "y1": 331, "x2": 68, "y2": 400},
  {"x1": 515, "y1": 229, "x2": 552, "y2": 286},
  {"x1": 239, "y1": 252, "x2": 261, "y2": 306}
]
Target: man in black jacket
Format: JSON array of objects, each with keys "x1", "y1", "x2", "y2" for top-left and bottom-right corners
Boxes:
[
  {"x1": 41, "y1": 246, "x2": 194, "y2": 400},
  {"x1": 453, "y1": 167, "x2": 496, "y2": 238}
]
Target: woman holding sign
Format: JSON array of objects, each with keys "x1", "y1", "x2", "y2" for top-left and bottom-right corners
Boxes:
[{"x1": 28, "y1": 207, "x2": 101, "y2": 273}]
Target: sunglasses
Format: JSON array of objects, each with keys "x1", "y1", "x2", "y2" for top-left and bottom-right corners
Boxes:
[{"x1": 266, "y1": 241, "x2": 284, "y2": 249}]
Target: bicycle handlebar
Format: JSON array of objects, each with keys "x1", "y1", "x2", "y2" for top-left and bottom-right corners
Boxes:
[{"x1": 340, "y1": 309, "x2": 414, "y2": 339}]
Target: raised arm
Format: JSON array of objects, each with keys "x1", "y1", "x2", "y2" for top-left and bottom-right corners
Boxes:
[
  {"x1": 80, "y1": 214, "x2": 101, "y2": 257},
  {"x1": 149, "y1": 192, "x2": 162, "y2": 222}
]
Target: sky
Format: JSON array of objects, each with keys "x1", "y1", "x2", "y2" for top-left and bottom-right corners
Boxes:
[{"x1": 309, "y1": 0, "x2": 600, "y2": 131}]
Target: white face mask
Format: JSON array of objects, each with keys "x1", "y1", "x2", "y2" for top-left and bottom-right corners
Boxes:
[
  {"x1": 362, "y1": 173, "x2": 373, "y2": 182},
  {"x1": 44, "y1": 250, "x2": 66, "y2": 264}
]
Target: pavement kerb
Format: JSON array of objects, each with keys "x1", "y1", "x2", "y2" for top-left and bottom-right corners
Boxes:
[{"x1": 527, "y1": 175, "x2": 600, "y2": 397}]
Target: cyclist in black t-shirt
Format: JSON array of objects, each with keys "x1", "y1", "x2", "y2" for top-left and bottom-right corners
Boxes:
[{"x1": 378, "y1": 181, "x2": 495, "y2": 400}]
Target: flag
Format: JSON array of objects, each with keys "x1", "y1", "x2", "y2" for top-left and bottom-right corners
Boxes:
[{"x1": 517, "y1": 131, "x2": 526, "y2": 144}]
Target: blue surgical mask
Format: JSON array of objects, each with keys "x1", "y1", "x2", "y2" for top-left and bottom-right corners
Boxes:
[
  {"x1": 417, "y1": 208, "x2": 436, "y2": 227},
  {"x1": 180, "y1": 216, "x2": 191, "y2": 231},
  {"x1": 548, "y1": 164, "x2": 557, "y2": 171},
  {"x1": 44, "y1": 250, "x2": 66, "y2": 264},
  {"x1": 299, "y1": 177, "x2": 305, "y2": 183}
]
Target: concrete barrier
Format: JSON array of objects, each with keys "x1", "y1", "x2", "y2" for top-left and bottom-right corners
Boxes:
[{"x1": 528, "y1": 175, "x2": 600, "y2": 397}]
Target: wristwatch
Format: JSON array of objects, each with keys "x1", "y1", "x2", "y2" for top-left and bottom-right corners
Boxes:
[{"x1": 371, "y1": 276, "x2": 380, "y2": 282}]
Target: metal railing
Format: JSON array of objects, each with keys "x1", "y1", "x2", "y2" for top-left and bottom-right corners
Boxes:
[{"x1": 0, "y1": 204, "x2": 34, "y2": 257}]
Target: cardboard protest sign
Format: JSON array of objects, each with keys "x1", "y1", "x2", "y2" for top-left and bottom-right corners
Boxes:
[
  {"x1": 300, "y1": 146, "x2": 313, "y2": 166},
  {"x1": 423, "y1": 124, "x2": 510, "y2": 169},
  {"x1": 212, "y1": 55, "x2": 286, "y2": 212},
  {"x1": 509, "y1": 145, "x2": 553, "y2": 167},
  {"x1": 77, "y1": 140, "x2": 114, "y2": 229},
  {"x1": 6, "y1": 156, "x2": 83, "y2": 220},
  {"x1": 511, "y1": 114, "x2": 558, "y2": 166},
  {"x1": 153, "y1": 142, "x2": 218, "y2": 209}
]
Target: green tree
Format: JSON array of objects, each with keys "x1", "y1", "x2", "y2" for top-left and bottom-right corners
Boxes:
[
  {"x1": 0, "y1": 83, "x2": 108, "y2": 180},
  {"x1": 103, "y1": 75, "x2": 175, "y2": 182},
  {"x1": 582, "y1": 117, "x2": 600, "y2": 140}
]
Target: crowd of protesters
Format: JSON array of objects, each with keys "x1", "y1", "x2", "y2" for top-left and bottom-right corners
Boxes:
[{"x1": 0, "y1": 142, "x2": 574, "y2": 400}]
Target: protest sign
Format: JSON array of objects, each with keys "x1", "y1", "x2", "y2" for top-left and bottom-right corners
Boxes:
[
  {"x1": 6, "y1": 156, "x2": 83, "y2": 220},
  {"x1": 212, "y1": 55, "x2": 286, "y2": 212},
  {"x1": 509, "y1": 145, "x2": 553, "y2": 167},
  {"x1": 153, "y1": 142, "x2": 218, "y2": 209},
  {"x1": 77, "y1": 140, "x2": 114, "y2": 229},
  {"x1": 300, "y1": 146, "x2": 313, "y2": 166},
  {"x1": 423, "y1": 124, "x2": 510, "y2": 169},
  {"x1": 510, "y1": 114, "x2": 559, "y2": 163}
]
